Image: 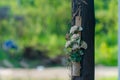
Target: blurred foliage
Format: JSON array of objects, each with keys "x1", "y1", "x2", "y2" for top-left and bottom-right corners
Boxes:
[
  {"x1": 95, "y1": 0, "x2": 118, "y2": 66},
  {"x1": 0, "y1": 0, "x2": 71, "y2": 57},
  {"x1": 0, "y1": 0, "x2": 118, "y2": 66}
]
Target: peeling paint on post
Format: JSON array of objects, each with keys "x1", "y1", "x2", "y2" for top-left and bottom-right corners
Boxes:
[{"x1": 72, "y1": 0, "x2": 95, "y2": 80}]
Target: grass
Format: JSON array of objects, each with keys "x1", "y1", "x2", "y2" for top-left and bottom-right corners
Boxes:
[{"x1": 97, "y1": 77, "x2": 117, "y2": 80}]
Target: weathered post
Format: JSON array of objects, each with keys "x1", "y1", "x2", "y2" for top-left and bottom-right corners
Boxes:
[{"x1": 72, "y1": 0, "x2": 95, "y2": 80}]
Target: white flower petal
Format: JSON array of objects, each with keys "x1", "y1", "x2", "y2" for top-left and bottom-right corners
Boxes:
[
  {"x1": 79, "y1": 26, "x2": 83, "y2": 31},
  {"x1": 65, "y1": 41, "x2": 71, "y2": 48},
  {"x1": 70, "y1": 26, "x2": 78, "y2": 34},
  {"x1": 80, "y1": 41, "x2": 88, "y2": 49},
  {"x1": 70, "y1": 26, "x2": 83, "y2": 34},
  {"x1": 71, "y1": 34, "x2": 80, "y2": 40},
  {"x1": 72, "y1": 44, "x2": 79, "y2": 50}
]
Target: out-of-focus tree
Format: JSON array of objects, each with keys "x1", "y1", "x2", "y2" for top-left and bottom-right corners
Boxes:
[
  {"x1": 95, "y1": 0, "x2": 118, "y2": 66},
  {"x1": 0, "y1": 0, "x2": 71, "y2": 57}
]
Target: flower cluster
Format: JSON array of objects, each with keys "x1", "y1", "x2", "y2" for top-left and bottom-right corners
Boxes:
[{"x1": 65, "y1": 25, "x2": 87, "y2": 62}]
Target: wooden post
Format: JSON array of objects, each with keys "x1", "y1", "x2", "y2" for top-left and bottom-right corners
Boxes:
[{"x1": 72, "y1": 0, "x2": 95, "y2": 80}]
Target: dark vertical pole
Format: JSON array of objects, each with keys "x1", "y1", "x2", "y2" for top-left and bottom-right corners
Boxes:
[{"x1": 72, "y1": 0, "x2": 95, "y2": 80}]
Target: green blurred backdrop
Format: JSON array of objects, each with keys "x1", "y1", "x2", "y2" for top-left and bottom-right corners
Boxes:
[{"x1": 0, "y1": 0, "x2": 118, "y2": 67}]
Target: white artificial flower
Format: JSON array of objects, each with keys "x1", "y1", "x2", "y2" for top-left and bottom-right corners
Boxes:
[
  {"x1": 70, "y1": 25, "x2": 78, "y2": 34},
  {"x1": 71, "y1": 34, "x2": 80, "y2": 42},
  {"x1": 80, "y1": 41, "x2": 88, "y2": 49},
  {"x1": 72, "y1": 44, "x2": 80, "y2": 50},
  {"x1": 70, "y1": 25, "x2": 83, "y2": 34},
  {"x1": 79, "y1": 26, "x2": 83, "y2": 31},
  {"x1": 71, "y1": 34, "x2": 80, "y2": 41},
  {"x1": 65, "y1": 41, "x2": 71, "y2": 48}
]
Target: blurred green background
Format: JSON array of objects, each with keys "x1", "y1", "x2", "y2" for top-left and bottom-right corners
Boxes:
[{"x1": 0, "y1": 0, "x2": 118, "y2": 68}]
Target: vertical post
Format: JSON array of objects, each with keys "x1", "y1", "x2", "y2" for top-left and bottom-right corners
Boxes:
[
  {"x1": 72, "y1": 0, "x2": 95, "y2": 80},
  {"x1": 118, "y1": 0, "x2": 120, "y2": 80}
]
